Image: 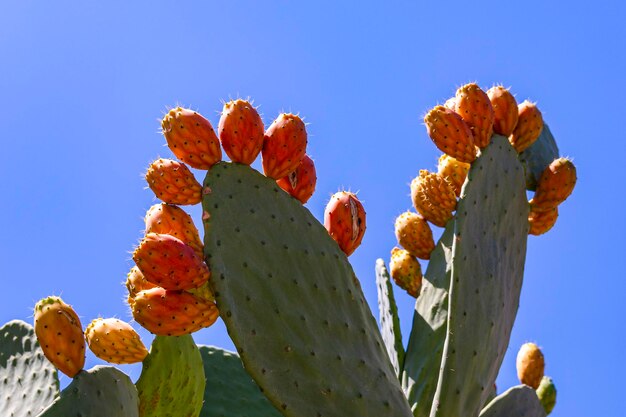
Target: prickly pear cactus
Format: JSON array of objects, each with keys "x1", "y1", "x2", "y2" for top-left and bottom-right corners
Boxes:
[
  {"x1": 375, "y1": 259, "x2": 404, "y2": 377},
  {"x1": 519, "y1": 124, "x2": 559, "y2": 191},
  {"x1": 479, "y1": 385, "x2": 546, "y2": 417}
]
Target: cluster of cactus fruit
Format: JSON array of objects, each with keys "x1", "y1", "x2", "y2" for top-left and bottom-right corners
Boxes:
[{"x1": 1, "y1": 83, "x2": 574, "y2": 417}]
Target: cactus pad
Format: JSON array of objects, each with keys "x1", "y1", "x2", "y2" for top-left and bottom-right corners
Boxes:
[
  {"x1": 375, "y1": 259, "x2": 404, "y2": 377},
  {"x1": 519, "y1": 124, "x2": 559, "y2": 191},
  {"x1": 479, "y1": 385, "x2": 546, "y2": 417}
]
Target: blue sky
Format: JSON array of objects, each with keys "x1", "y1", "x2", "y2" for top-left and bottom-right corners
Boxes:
[{"x1": 1, "y1": 2, "x2": 624, "y2": 416}]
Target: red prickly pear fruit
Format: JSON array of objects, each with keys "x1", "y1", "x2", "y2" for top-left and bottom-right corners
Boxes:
[
  {"x1": 394, "y1": 211, "x2": 435, "y2": 260},
  {"x1": 389, "y1": 247, "x2": 423, "y2": 297},
  {"x1": 144, "y1": 203, "x2": 203, "y2": 258},
  {"x1": 276, "y1": 154, "x2": 317, "y2": 204},
  {"x1": 530, "y1": 158, "x2": 577, "y2": 212},
  {"x1": 125, "y1": 266, "x2": 157, "y2": 300},
  {"x1": 84, "y1": 318, "x2": 148, "y2": 365},
  {"x1": 262, "y1": 113, "x2": 307, "y2": 179},
  {"x1": 33, "y1": 296, "x2": 85, "y2": 377},
  {"x1": 454, "y1": 83, "x2": 495, "y2": 149},
  {"x1": 437, "y1": 154, "x2": 470, "y2": 197},
  {"x1": 161, "y1": 107, "x2": 222, "y2": 170},
  {"x1": 145, "y1": 158, "x2": 202, "y2": 205},
  {"x1": 410, "y1": 170, "x2": 457, "y2": 227},
  {"x1": 218, "y1": 99, "x2": 265, "y2": 165},
  {"x1": 424, "y1": 105, "x2": 476, "y2": 163},
  {"x1": 487, "y1": 85, "x2": 519, "y2": 136},
  {"x1": 516, "y1": 342, "x2": 545, "y2": 389},
  {"x1": 133, "y1": 233, "x2": 210, "y2": 291},
  {"x1": 130, "y1": 288, "x2": 219, "y2": 336},
  {"x1": 324, "y1": 191, "x2": 366, "y2": 256},
  {"x1": 509, "y1": 100, "x2": 543, "y2": 153},
  {"x1": 528, "y1": 207, "x2": 558, "y2": 236}
]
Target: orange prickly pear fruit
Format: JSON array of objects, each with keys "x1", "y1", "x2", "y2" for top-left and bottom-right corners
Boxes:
[
  {"x1": 262, "y1": 113, "x2": 307, "y2": 179},
  {"x1": 509, "y1": 100, "x2": 543, "y2": 153},
  {"x1": 410, "y1": 170, "x2": 457, "y2": 227},
  {"x1": 84, "y1": 318, "x2": 148, "y2": 364},
  {"x1": 130, "y1": 288, "x2": 219, "y2": 336},
  {"x1": 394, "y1": 211, "x2": 435, "y2": 260},
  {"x1": 530, "y1": 158, "x2": 577, "y2": 211},
  {"x1": 144, "y1": 203, "x2": 203, "y2": 257},
  {"x1": 218, "y1": 99, "x2": 265, "y2": 165},
  {"x1": 389, "y1": 247, "x2": 423, "y2": 297},
  {"x1": 324, "y1": 191, "x2": 366, "y2": 256},
  {"x1": 33, "y1": 296, "x2": 85, "y2": 377},
  {"x1": 161, "y1": 107, "x2": 222, "y2": 169},
  {"x1": 529, "y1": 207, "x2": 558, "y2": 236},
  {"x1": 437, "y1": 154, "x2": 470, "y2": 197},
  {"x1": 145, "y1": 158, "x2": 202, "y2": 205},
  {"x1": 276, "y1": 154, "x2": 317, "y2": 204},
  {"x1": 516, "y1": 342, "x2": 545, "y2": 389},
  {"x1": 125, "y1": 266, "x2": 158, "y2": 300},
  {"x1": 424, "y1": 105, "x2": 476, "y2": 163},
  {"x1": 487, "y1": 85, "x2": 519, "y2": 136},
  {"x1": 443, "y1": 97, "x2": 457, "y2": 110},
  {"x1": 454, "y1": 83, "x2": 495, "y2": 148}
]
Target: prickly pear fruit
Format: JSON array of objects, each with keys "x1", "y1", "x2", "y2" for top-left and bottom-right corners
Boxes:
[
  {"x1": 454, "y1": 82, "x2": 495, "y2": 148},
  {"x1": 437, "y1": 154, "x2": 470, "y2": 197},
  {"x1": 85, "y1": 318, "x2": 148, "y2": 364},
  {"x1": 530, "y1": 157, "x2": 577, "y2": 211},
  {"x1": 34, "y1": 296, "x2": 85, "y2": 377},
  {"x1": 487, "y1": 85, "x2": 519, "y2": 136},
  {"x1": 130, "y1": 288, "x2": 219, "y2": 336},
  {"x1": 424, "y1": 105, "x2": 476, "y2": 163},
  {"x1": 324, "y1": 191, "x2": 366, "y2": 256},
  {"x1": 276, "y1": 154, "x2": 317, "y2": 203},
  {"x1": 126, "y1": 266, "x2": 158, "y2": 300},
  {"x1": 536, "y1": 376, "x2": 557, "y2": 415},
  {"x1": 443, "y1": 97, "x2": 456, "y2": 110},
  {"x1": 145, "y1": 203, "x2": 203, "y2": 257},
  {"x1": 509, "y1": 100, "x2": 543, "y2": 153},
  {"x1": 218, "y1": 99, "x2": 265, "y2": 165},
  {"x1": 394, "y1": 211, "x2": 434, "y2": 260},
  {"x1": 145, "y1": 158, "x2": 202, "y2": 205},
  {"x1": 389, "y1": 247, "x2": 423, "y2": 297},
  {"x1": 161, "y1": 107, "x2": 222, "y2": 169},
  {"x1": 516, "y1": 342, "x2": 545, "y2": 389},
  {"x1": 133, "y1": 233, "x2": 210, "y2": 291},
  {"x1": 262, "y1": 113, "x2": 307, "y2": 179},
  {"x1": 410, "y1": 170, "x2": 457, "y2": 227},
  {"x1": 528, "y1": 207, "x2": 558, "y2": 236}
]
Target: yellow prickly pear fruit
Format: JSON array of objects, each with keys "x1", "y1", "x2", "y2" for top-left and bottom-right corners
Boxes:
[
  {"x1": 437, "y1": 154, "x2": 470, "y2": 197},
  {"x1": 85, "y1": 318, "x2": 149, "y2": 364},
  {"x1": 509, "y1": 100, "x2": 543, "y2": 153},
  {"x1": 454, "y1": 83, "x2": 495, "y2": 148},
  {"x1": 34, "y1": 296, "x2": 85, "y2": 377},
  {"x1": 530, "y1": 158, "x2": 577, "y2": 212},
  {"x1": 144, "y1": 203, "x2": 203, "y2": 257},
  {"x1": 529, "y1": 207, "x2": 558, "y2": 236},
  {"x1": 125, "y1": 266, "x2": 157, "y2": 300},
  {"x1": 424, "y1": 105, "x2": 476, "y2": 163},
  {"x1": 389, "y1": 247, "x2": 423, "y2": 297},
  {"x1": 516, "y1": 342, "x2": 545, "y2": 389},
  {"x1": 410, "y1": 170, "x2": 457, "y2": 227},
  {"x1": 145, "y1": 158, "x2": 202, "y2": 205},
  {"x1": 394, "y1": 211, "x2": 435, "y2": 260},
  {"x1": 487, "y1": 85, "x2": 519, "y2": 136}
]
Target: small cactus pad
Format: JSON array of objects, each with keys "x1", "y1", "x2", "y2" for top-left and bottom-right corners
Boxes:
[
  {"x1": 479, "y1": 385, "x2": 546, "y2": 417},
  {"x1": 199, "y1": 346, "x2": 281, "y2": 417},
  {"x1": 375, "y1": 259, "x2": 404, "y2": 377},
  {"x1": 202, "y1": 162, "x2": 412, "y2": 417},
  {"x1": 38, "y1": 366, "x2": 138, "y2": 417},
  {"x1": 518, "y1": 124, "x2": 559, "y2": 191},
  {"x1": 136, "y1": 335, "x2": 205, "y2": 417},
  {"x1": 0, "y1": 320, "x2": 60, "y2": 417}
]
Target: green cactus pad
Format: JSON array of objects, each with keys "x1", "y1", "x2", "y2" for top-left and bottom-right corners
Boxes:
[
  {"x1": 136, "y1": 335, "x2": 205, "y2": 417},
  {"x1": 38, "y1": 366, "x2": 138, "y2": 417},
  {"x1": 0, "y1": 320, "x2": 59, "y2": 417},
  {"x1": 430, "y1": 135, "x2": 529, "y2": 417},
  {"x1": 536, "y1": 376, "x2": 557, "y2": 415},
  {"x1": 479, "y1": 385, "x2": 546, "y2": 417},
  {"x1": 202, "y1": 162, "x2": 412, "y2": 417},
  {"x1": 375, "y1": 259, "x2": 404, "y2": 377},
  {"x1": 519, "y1": 124, "x2": 559, "y2": 191},
  {"x1": 199, "y1": 345, "x2": 281, "y2": 417}
]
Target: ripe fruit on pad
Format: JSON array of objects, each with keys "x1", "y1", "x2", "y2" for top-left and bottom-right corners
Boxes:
[
  {"x1": 126, "y1": 266, "x2": 158, "y2": 300},
  {"x1": 218, "y1": 99, "x2": 265, "y2": 165},
  {"x1": 161, "y1": 107, "x2": 222, "y2": 169},
  {"x1": 394, "y1": 211, "x2": 434, "y2": 260},
  {"x1": 529, "y1": 207, "x2": 558, "y2": 236},
  {"x1": 454, "y1": 83, "x2": 495, "y2": 148},
  {"x1": 411, "y1": 170, "x2": 457, "y2": 227},
  {"x1": 324, "y1": 191, "x2": 366, "y2": 256},
  {"x1": 509, "y1": 100, "x2": 543, "y2": 153},
  {"x1": 516, "y1": 342, "x2": 545, "y2": 389},
  {"x1": 130, "y1": 288, "x2": 219, "y2": 336},
  {"x1": 424, "y1": 105, "x2": 476, "y2": 163},
  {"x1": 443, "y1": 97, "x2": 457, "y2": 110},
  {"x1": 437, "y1": 154, "x2": 470, "y2": 197},
  {"x1": 34, "y1": 296, "x2": 85, "y2": 377},
  {"x1": 145, "y1": 203, "x2": 203, "y2": 257},
  {"x1": 276, "y1": 154, "x2": 317, "y2": 204},
  {"x1": 262, "y1": 113, "x2": 307, "y2": 179},
  {"x1": 85, "y1": 318, "x2": 148, "y2": 364},
  {"x1": 145, "y1": 158, "x2": 202, "y2": 205},
  {"x1": 536, "y1": 376, "x2": 557, "y2": 415},
  {"x1": 133, "y1": 233, "x2": 210, "y2": 291},
  {"x1": 487, "y1": 85, "x2": 519, "y2": 136},
  {"x1": 389, "y1": 247, "x2": 423, "y2": 297},
  {"x1": 530, "y1": 157, "x2": 577, "y2": 212}
]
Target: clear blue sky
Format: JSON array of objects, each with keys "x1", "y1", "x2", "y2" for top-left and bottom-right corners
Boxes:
[{"x1": 1, "y1": 2, "x2": 623, "y2": 416}]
